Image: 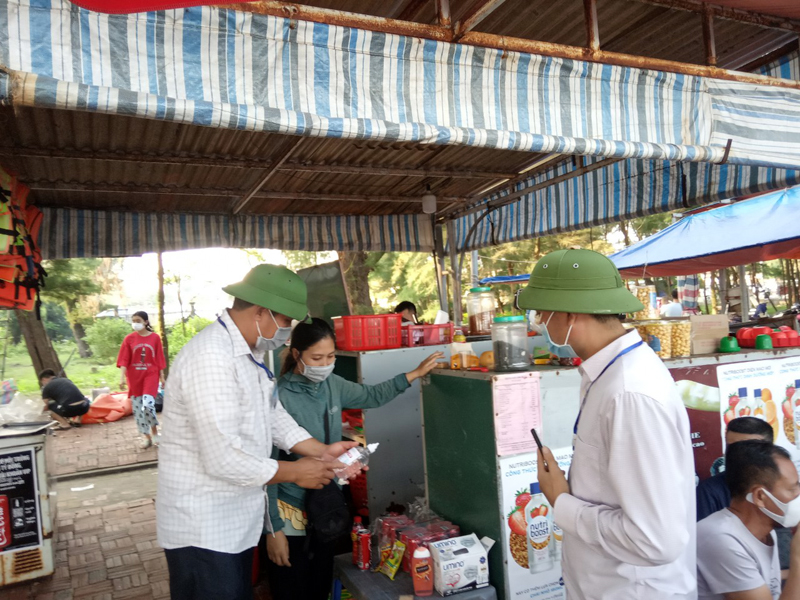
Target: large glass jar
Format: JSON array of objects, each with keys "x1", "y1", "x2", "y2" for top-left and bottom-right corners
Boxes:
[
  {"x1": 467, "y1": 286, "x2": 496, "y2": 336},
  {"x1": 492, "y1": 316, "x2": 529, "y2": 371}
]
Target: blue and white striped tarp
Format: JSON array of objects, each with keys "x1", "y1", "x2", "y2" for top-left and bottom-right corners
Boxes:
[
  {"x1": 758, "y1": 49, "x2": 800, "y2": 82},
  {"x1": 1, "y1": 0, "x2": 792, "y2": 165},
  {"x1": 450, "y1": 157, "x2": 800, "y2": 252},
  {"x1": 39, "y1": 209, "x2": 435, "y2": 258}
]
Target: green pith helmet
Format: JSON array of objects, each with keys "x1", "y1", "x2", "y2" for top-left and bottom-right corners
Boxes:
[
  {"x1": 517, "y1": 249, "x2": 643, "y2": 315},
  {"x1": 223, "y1": 264, "x2": 308, "y2": 321}
]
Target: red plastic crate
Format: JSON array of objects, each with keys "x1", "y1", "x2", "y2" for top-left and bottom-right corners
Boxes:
[
  {"x1": 350, "y1": 472, "x2": 369, "y2": 516},
  {"x1": 401, "y1": 323, "x2": 455, "y2": 347},
  {"x1": 333, "y1": 314, "x2": 403, "y2": 351}
]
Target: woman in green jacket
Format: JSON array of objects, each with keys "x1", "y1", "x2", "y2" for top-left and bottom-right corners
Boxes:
[{"x1": 266, "y1": 318, "x2": 441, "y2": 600}]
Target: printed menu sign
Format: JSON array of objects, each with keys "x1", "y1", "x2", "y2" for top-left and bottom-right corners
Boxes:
[
  {"x1": 493, "y1": 372, "x2": 542, "y2": 457},
  {"x1": 0, "y1": 448, "x2": 41, "y2": 552}
]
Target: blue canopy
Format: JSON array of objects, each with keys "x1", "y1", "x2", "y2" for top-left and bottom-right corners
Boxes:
[{"x1": 610, "y1": 186, "x2": 800, "y2": 277}]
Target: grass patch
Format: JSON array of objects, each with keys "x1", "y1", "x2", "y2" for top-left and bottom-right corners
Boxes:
[{"x1": 2, "y1": 341, "x2": 120, "y2": 395}]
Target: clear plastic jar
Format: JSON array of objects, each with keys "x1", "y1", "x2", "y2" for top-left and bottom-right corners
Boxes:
[
  {"x1": 492, "y1": 316, "x2": 529, "y2": 371},
  {"x1": 467, "y1": 286, "x2": 496, "y2": 336}
]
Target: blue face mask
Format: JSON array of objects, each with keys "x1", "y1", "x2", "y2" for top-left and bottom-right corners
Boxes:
[{"x1": 539, "y1": 312, "x2": 579, "y2": 359}]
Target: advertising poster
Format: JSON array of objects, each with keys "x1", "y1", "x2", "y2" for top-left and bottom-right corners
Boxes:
[
  {"x1": 0, "y1": 447, "x2": 42, "y2": 552},
  {"x1": 493, "y1": 373, "x2": 542, "y2": 457},
  {"x1": 499, "y1": 448, "x2": 573, "y2": 600},
  {"x1": 670, "y1": 365, "x2": 724, "y2": 481}
]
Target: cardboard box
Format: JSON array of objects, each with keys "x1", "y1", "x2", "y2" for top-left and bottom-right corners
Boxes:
[
  {"x1": 690, "y1": 315, "x2": 729, "y2": 355},
  {"x1": 430, "y1": 533, "x2": 490, "y2": 596}
]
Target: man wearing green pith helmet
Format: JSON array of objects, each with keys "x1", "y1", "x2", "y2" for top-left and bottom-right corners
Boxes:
[
  {"x1": 519, "y1": 249, "x2": 696, "y2": 600},
  {"x1": 156, "y1": 264, "x2": 357, "y2": 600}
]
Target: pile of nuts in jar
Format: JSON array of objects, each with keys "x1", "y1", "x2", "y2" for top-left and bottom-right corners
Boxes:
[
  {"x1": 671, "y1": 321, "x2": 691, "y2": 357},
  {"x1": 643, "y1": 321, "x2": 673, "y2": 359},
  {"x1": 632, "y1": 285, "x2": 657, "y2": 320}
]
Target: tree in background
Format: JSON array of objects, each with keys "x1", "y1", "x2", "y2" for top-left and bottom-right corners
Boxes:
[
  {"x1": 166, "y1": 316, "x2": 212, "y2": 362},
  {"x1": 84, "y1": 318, "x2": 130, "y2": 363},
  {"x1": 42, "y1": 259, "x2": 102, "y2": 358},
  {"x1": 370, "y1": 253, "x2": 439, "y2": 321}
]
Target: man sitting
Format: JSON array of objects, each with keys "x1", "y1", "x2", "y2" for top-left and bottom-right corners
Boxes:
[
  {"x1": 39, "y1": 369, "x2": 91, "y2": 429},
  {"x1": 697, "y1": 416, "x2": 775, "y2": 521},
  {"x1": 697, "y1": 440, "x2": 800, "y2": 599}
]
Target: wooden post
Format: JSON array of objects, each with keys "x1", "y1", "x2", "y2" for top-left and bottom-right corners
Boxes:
[
  {"x1": 584, "y1": 0, "x2": 600, "y2": 53},
  {"x1": 157, "y1": 252, "x2": 169, "y2": 376},
  {"x1": 702, "y1": 7, "x2": 717, "y2": 67},
  {"x1": 16, "y1": 309, "x2": 64, "y2": 379},
  {"x1": 446, "y1": 221, "x2": 463, "y2": 327}
]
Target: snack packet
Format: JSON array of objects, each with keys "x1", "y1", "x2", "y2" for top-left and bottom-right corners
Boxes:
[{"x1": 378, "y1": 540, "x2": 406, "y2": 580}]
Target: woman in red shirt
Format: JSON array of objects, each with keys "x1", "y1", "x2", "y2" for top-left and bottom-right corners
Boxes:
[{"x1": 117, "y1": 311, "x2": 167, "y2": 449}]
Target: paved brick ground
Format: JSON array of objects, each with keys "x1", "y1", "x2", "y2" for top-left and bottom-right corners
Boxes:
[{"x1": 46, "y1": 417, "x2": 158, "y2": 477}]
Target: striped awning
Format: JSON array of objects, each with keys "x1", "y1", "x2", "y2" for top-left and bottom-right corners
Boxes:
[{"x1": 40, "y1": 209, "x2": 435, "y2": 258}]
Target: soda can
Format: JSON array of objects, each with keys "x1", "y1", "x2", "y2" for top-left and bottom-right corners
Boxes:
[
  {"x1": 0, "y1": 495, "x2": 10, "y2": 550},
  {"x1": 357, "y1": 530, "x2": 371, "y2": 570}
]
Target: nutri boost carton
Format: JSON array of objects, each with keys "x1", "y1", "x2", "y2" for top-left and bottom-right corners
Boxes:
[{"x1": 429, "y1": 533, "x2": 490, "y2": 596}]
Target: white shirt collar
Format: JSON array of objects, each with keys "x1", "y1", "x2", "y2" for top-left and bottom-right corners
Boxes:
[
  {"x1": 219, "y1": 309, "x2": 256, "y2": 358},
  {"x1": 579, "y1": 329, "x2": 643, "y2": 383}
]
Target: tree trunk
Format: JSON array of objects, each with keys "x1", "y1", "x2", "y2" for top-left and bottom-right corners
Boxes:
[
  {"x1": 158, "y1": 252, "x2": 169, "y2": 377},
  {"x1": 339, "y1": 252, "x2": 376, "y2": 315},
  {"x1": 70, "y1": 322, "x2": 92, "y2": 358},
  {"x1": 16, "y1": 309, "x2": 64, "y2": 378}
]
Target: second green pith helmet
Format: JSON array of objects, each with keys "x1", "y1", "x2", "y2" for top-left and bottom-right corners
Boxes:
[
  {"x1": 517, "y1": 249, "x2": 644, "y2": 315},
  {"x1": 222, "y1": 264, "x2": 309, "y2": 321}
]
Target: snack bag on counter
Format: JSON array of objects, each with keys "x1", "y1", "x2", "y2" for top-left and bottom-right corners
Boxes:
[
  {"x1": 376, "y1": 515, "x2": 414, "y2": 570},
  {"x1": 378, "y1": 540, "x2": 406, "y2": 580}
]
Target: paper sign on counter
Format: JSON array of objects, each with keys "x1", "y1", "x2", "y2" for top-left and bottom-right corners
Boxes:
[{"x1": 492, "y1": 372, "x2": 542, "y2": 457}]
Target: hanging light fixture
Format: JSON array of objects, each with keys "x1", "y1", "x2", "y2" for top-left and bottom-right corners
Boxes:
[{"x1": 422, "y1": 184, "x2": 437, "y2": 214}]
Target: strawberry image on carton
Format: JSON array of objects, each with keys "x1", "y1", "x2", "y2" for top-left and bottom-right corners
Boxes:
[{"x1": 430, "y1": 533, "x2": 490, "y2": 596}]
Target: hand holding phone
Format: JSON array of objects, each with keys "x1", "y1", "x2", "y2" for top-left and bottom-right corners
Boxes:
[{"x1": 531, "y1": 428, "x2": 548, "y2": 472}]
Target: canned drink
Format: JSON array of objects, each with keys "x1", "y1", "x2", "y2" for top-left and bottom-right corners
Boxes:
[
  {"x1": 0, "y1": 495, "x2": 9, "y2": 550},
  {"x1": 357, "y1": 530, "x2": 371, "y2": 570}
]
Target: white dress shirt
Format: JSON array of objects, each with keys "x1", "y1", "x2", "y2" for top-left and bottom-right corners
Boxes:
[
  {"x1": 554, "y1": 330, "x2": 697, "y2": 600},
  {"x1": 660, "y1": 301, "x2": 684, "y2": 317},
  {"x1": 156, "y1": 309, "x2": 311, "y2": 554}
]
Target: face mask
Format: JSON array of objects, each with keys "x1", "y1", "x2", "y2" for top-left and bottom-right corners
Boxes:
[
  {"x1": 301, "y1": 359, "x2": 335, "y2": 383},
  {"x1": 255, "y1": 310, "x2": 292, "y2": 353},
  {"x1": 539, "y1": 312, "x2": 579, "y2": 359},
  {"x1": 747, "y1": 488, "x2": 800, "y2": 528},
  {"x1": 132, "y1": 323, "x2": 145, "y2": 332}
]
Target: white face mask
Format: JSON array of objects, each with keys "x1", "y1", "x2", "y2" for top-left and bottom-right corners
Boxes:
[
  {"x1": 132, "y1": 322, "x2": 145, "y2": 332},
  {"x1": 747, "y1": 488, "x2": 800, "y2": 528},
  {"x1": 534, "y1": 312, "x2": 578, "y2": 359},
  {"x1": 255, "y1": 310, "x2": 292, "y2": 353},
  {"x1": 301, "y1": 359, "x2": 335, "y2": 383}
]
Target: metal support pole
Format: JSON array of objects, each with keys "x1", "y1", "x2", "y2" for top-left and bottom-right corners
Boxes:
[
  {"x1": 446, "y1": 221, "x2": 463, "y2": 327},
  {"x1": 739, "y1": 264, "x2": 750, "y2": 320},
  {"x1": 433, "y1": 223, "x2": 449, "y2": 313},
  {"x1": 584, "y1": 0, "x2": 600, "y2": 53},
  {"x1": 435, "y1": 0, "x2": 451, "y2": 28},
  {"x1": 718, "y1": 269, "x2": 728, "y2": 314},
  {"x1": 702, "y1": 8, "x2": 717, "y2": 67},
  {"x1": 471, "y1": 250, "x2": 479, "y2": 287}
]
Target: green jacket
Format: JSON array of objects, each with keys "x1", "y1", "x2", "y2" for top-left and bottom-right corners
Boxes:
[{"x1": 266, "y1": 370, "x2": 410, "y2": 533}]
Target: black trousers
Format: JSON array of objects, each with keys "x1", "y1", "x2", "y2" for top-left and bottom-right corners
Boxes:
[
  {"x1": 267, "y1": 535, "x2": 336, "y2": 600},
  {"x1": 165, "y1": 546, "x2": 254, "y2": 600}
]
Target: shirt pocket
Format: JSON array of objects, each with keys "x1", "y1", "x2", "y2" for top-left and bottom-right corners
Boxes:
[{"x1": 570, "y1": 435, "x2": 607, "y2": 498}]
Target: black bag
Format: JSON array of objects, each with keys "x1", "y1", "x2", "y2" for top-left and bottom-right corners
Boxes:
[
  {"x1": 304, "y1": 403, "x2": 352, "y2": 544},
  {"x1": 154, "y1": 389, "x2": 164, "y2": 413}
]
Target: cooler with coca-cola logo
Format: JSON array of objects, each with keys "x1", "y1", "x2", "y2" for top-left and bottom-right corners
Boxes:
[{"x1": 0, "y1": 428, "x2": 54, "y2": 586}]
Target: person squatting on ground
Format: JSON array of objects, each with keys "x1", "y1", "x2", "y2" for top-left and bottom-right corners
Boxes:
[{"x1": 39, "y1": 369, "x2": 91, "y2": 429}]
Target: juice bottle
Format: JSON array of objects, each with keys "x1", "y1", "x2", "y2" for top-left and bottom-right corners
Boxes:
[
  {"x1": 351, "y1": 516, "x2": 362, "y2": 565},
  {"x1": 753, "y1": 389, "x2": 767, "y2": 421},
  {"x1": 527, "y1": 483, "x2": 553, "y2": 574},
  {"x1": 411, "y1": 546, "x2": 434, "y2": 597},
  {"x1": 334, "y1": 443, "x2": 379, "y2": 485},
  {"x1": 735, "y1": 387, "x2": 751, "y2": 418},
  {"x1": 551, "y1": 522, "x2": 563, "y2": 563}
]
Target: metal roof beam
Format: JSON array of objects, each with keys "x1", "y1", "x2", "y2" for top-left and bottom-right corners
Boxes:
[
  {"x1": 0, "y1": 147, "x2": 518, "y2": 179},
  {"x1": 453, "y1": 0, "x2": 508, "y2": 41},
  {"x1": 630, "y1": 0, "x2": 800, "y2": 34},
  {"x1": 232, "y1": 136, "x2": 304, "y2": 214}
]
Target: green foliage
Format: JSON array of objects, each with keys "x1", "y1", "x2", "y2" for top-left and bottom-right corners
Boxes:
[
  {"x1": 283, "y1": 251, "x2": 337, "y2": 271},
  {"x1": 369, "y1": 253, "x2": 439, "y2": 322},
  {"x1": 42, "y1": 302, "x2": 73, "y2": 341},
  {"x1": 85, "y1": 318, "x2": 130, "y2": 362},
  {"x1": 166, "y1": 316, "x2": 212, "y2": 362}
]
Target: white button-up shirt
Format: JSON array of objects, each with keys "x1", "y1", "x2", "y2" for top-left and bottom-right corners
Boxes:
[
  {"x1": 156, "y1": 309, "x2": 310, "y2": 554},
  {"x1": 555, "y1": 330, "x2": 697, "y2": 600}
]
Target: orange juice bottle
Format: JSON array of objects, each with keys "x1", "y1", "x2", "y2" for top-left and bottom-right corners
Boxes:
[{"x1": 412, "y1": 546, "x2": 433, "y2": 596}]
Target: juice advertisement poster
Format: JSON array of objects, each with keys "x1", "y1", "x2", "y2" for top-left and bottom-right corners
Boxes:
[{"x1": 498, "y1": 448, "x2": 572, "y2": 600}]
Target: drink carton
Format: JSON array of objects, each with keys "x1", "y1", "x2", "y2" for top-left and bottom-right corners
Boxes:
[{"x1": 430, "y1": 533, "x2": 490, "y2": 596}]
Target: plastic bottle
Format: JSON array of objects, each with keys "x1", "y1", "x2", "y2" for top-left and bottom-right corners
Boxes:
[
  {"x1": 526, "y1": 483, "x2": 553, "y2": 574},
  {"x1": 334, "y1": 443, "x2": 379, "y2": 485},
  {"x1": 351, "y1": 516, "x2": 363, "y2": 565},
  {"x1": 735, "y1": 387, "x2": 751, "y2": 418},
  {"x1": 450, "y1": 331, "x2": 473, "y2": 370},
  {"x1": 752, "y1": 389, "x2": 766, "y2": 421},
  {"x1": 411, "y1": 546, "x2": 434, "y2": 597},
  {"x1": 551, "y1": 522, "x2": 563, "y2": 563}
]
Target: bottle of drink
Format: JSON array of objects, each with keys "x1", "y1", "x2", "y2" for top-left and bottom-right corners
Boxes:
[
  {"x1": 334, "y1": 443, "x2": 379, "y2": 485},
  {"x1": 351, "y1": 516, "x2": 363, "y2": 565},
  {"x1": 736, "y1": 387, "x2": 751, "y2": 418},
  {"x1": 551, "y1": 522, "x2": 563, "y2": 563},
  {"x1": 527, "y1": 483, "x2": 553, "y2": 574},
  {"x1": 753, "y1": 389, "x2": 766, "y2": 421},
  {"x1": 411, "y1": 546, "x2": 434, "y2": 597}
]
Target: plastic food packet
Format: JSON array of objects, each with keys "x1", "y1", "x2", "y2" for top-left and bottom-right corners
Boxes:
[{"x1": 378, "y1": 540, "x2": 406, "y2": 580}]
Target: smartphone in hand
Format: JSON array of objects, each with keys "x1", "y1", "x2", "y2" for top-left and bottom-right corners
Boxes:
[{"x1": 531, "y1": 428, "x2": 549, "y2": 471}]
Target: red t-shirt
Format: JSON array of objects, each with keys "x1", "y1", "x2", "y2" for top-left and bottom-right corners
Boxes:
[{"x1": 117, "y1": 332, "x2": 167, "y2": 397}]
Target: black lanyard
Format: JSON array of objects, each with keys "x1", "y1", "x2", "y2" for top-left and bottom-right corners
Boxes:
[
  {"x1": 573, "y1": 341, "x2": 644, "y2": 438},
  {"x1": 217, "y1": 316, "x2": 275, "y2": 381}
]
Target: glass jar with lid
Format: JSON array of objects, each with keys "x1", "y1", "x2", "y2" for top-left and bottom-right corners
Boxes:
[
  {"x1": 492, "y1": 316, "x2": 529, "y2": 371},
  {"x1": 467, "y1": 287, "x2": 496, "y2": 336}
]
